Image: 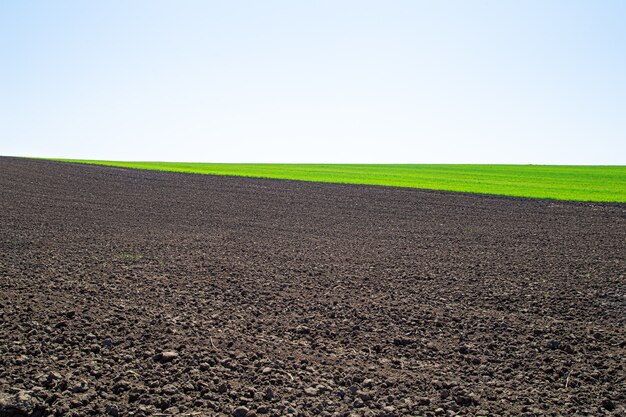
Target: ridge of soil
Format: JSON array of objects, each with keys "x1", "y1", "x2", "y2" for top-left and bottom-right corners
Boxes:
[{"x1": 1, "y1": 156, "x2": 624, "y2": 417}]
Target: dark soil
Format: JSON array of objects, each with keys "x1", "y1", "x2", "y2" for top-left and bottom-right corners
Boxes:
[{"x1": 1, "y1": 156, "x2": 624, "y2": 417}]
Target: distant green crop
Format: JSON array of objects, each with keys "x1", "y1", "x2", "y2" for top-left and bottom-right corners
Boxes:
[{"x1": 51, "y1": 159, "x2": 626, "y2": 202}]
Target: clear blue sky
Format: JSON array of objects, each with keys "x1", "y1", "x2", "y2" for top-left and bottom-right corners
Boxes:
[{"x1": 1, "y1": 0, "x2": 625, "y2": 164}]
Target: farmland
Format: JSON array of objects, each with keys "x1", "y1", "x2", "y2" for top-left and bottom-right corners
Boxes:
[
  {"x1": 51, "y1": 159, "x2": 626, "y2": 202},
  {"x1": 1, "y1": 156, "x2": 624, "y2": 416}
]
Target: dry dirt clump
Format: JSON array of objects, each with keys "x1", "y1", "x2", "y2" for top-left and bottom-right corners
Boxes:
[{"x1": 1, "y1": 157, "x2": 625, "y2": 416}]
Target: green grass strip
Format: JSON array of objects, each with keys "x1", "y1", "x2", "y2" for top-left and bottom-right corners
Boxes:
[{"x1": 50, "y1": 159, "x2": 626, "y2": 202}]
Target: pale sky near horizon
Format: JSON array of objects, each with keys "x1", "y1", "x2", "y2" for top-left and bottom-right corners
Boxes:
[{"x1": 1, "y1": 1, "x2": 625, "y2": 164}]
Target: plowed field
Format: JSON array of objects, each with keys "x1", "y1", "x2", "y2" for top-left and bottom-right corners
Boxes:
[{"x1": 1, "y1": 157, "x2": 624, "y2": 417}]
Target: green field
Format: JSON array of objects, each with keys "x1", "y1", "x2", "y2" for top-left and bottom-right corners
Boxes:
[{"x1": 51, "y1": 159, "x2": 626, "y2": 202}]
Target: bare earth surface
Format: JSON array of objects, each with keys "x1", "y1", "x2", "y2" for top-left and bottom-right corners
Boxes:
[{"x1": 1, "y1": 156, "x2": 624, "y2": 417}]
